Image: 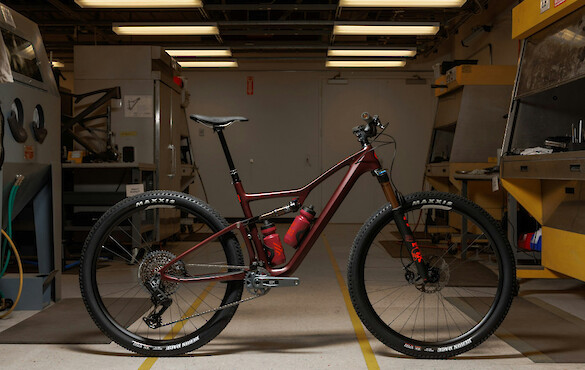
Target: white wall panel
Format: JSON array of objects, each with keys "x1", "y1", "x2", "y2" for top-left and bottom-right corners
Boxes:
[
  {"x1": 183, "y1": 71, "x2": 434, "y2": 223},
  {"x1": 321, "y1": 78, "x2": 434, "y2": 222}
]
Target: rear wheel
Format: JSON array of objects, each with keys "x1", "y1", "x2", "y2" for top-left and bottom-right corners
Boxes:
[
  {"x1": 348, "y1": 192, "x2": 515, "y2": 358},
  {"x1": 79, "y1": 191, "x2": 244, "y2": 356}
]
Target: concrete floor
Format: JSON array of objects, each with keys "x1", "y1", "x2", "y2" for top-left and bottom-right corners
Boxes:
[{"x1": 1, "y1": 223, "x2": 585, "y2": 369}]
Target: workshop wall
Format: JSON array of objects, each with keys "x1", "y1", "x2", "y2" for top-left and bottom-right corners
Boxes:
[
  {"x1": 183, "y1": 70, "x2": 434, "y2": 222},
  {"x1": 451, "y1": 1, "x2": 519, "y2": 66}
]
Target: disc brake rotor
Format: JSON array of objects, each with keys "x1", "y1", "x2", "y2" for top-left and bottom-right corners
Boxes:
[{"x1": 416, "y1": 256, "x2": 450, "y2": 293}]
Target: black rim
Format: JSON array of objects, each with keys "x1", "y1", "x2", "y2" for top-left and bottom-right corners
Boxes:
[
  {"x1": 359, "y1": 200, "x2": 506, "y2": 349},
  {"x1": 85, "y1": 198, "x2": 241, "y2": 346}
]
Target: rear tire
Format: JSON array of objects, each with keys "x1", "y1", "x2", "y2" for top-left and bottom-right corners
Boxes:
[
  {"x1": 79, "y1": 191, "x2": 244, "y2": 356},
  {"x1": 348, "y1": 192, "x2": 515, "y2": 358}
]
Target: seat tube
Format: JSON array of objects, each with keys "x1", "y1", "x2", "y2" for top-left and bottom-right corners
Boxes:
[
  {"x1": 374, "y1": 169, "x2": 429, "y2": 281},
  {"x1": 216, "y1": 128, "x2": 240, "y2": 183}
]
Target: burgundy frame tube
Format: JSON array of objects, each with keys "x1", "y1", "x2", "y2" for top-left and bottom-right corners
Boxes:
[{"x1": 161, "y1": 145, "x2": 382, "y2": 282}]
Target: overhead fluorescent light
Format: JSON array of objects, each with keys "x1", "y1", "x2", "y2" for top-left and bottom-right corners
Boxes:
[
  {"x1": 328, "y1": 48, "x2": 416, "y2": 57},
  {"x1": 339, "y1": 0, "x2": 466, "y2": 7},
  {"x1": 112, "y1": 24, "x2": 219, "y2": 36},
  {"x1": 51, "y1": 61, "x2": 65, "y2": 68},
  {"x1": 334, "y1": 23, "x2": 440, "y2": 36},
  {"x1": 178, "y1": 60, "x2": 239, "y2": 68},
  {"x1": 75, "y1": 0, "x2": 202, "y2": 7},
  {"x1": 166, "y1": 49, "x2": 232, "y2": 57},
  {"x1": 326, "y1": 60, "x2": 406, "y2": 68}
]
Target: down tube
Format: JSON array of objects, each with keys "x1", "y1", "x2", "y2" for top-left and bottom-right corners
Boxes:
[{"x1": 269, "y1": 150, "x2": 381, "y2": 276}]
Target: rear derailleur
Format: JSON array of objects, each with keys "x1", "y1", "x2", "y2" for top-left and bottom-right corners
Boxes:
[{"x1": 143, "y1": 274, "x2": 172, "y2": 329}]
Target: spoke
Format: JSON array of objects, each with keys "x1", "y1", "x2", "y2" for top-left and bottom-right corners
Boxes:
[
  {"x1": 390, "y1": 291, "x2": 423, "y2": 326},
  {"x1": 412, "y1": 293, "x2": 423, "y2": 339},
  {"x1": 375, "y1": 285, "x2": 411, "y2": 318},
  {"x1": 438, "y1": 291, "x2": 465, "y2": 337},
  {"x1": 369, "y1": 284, "x2": 410, "y2": 305},
  {"x1": 398, "y1": 294, "x2": 424, "y2": 334},
  {"x1": 101, "y1": 244, "x2": 133, "y2": 264},
  {"x1": 125, "y1": 216, "x2": 155, "y2": 253},
  {"x1": 108, "y1": 235, "x2": 135, "y2": 260}
]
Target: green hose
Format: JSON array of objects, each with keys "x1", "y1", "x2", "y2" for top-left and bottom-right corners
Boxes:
[{"x1": 0, "y1": 177, "x2": 22, "y2": 279}]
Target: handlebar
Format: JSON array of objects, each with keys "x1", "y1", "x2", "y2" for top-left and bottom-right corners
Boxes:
[{"x1": 353, "y1": 112, "x2": 385, "y2": 145}]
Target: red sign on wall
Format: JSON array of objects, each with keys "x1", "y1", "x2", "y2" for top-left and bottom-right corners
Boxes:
[
  {"x1": 554, "y1": 0, "x2": 566, "y2": 7},
  {"x1": 24, "y1": 145, "x2": 34, "y2": 160},
  {"x1": 246, "y1": 76, "x2": 254, "y2": 95}
]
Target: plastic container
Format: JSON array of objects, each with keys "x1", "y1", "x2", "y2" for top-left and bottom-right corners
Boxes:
[
  {"x1": 284, "y1": 205, "x2": 316, "y2": 248},
  {"x1": 261, "y1": 220, "x2": 286, "y2": 265}
]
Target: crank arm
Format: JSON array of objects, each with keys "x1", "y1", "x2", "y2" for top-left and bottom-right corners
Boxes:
[{"x1": 255, "y1": 275, "x2": 300, "y2": 288}]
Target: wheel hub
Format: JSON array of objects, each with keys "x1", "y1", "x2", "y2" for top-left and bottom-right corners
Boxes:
[{"x1": 415, "y1": 256, "x2": 450, "y2": 293}]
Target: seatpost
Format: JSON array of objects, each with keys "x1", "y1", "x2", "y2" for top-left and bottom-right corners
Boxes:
[{"x1": 215, "y1": 128, "x2": 240, "y2": 183}]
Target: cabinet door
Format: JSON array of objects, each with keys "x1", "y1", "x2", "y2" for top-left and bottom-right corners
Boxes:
[{"x1": 156, "y1": 81, "x2": 180, "y2": 239}]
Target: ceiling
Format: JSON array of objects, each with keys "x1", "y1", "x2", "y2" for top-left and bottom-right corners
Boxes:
[{"x1": 4, "y1": 0, "x2": 490, "y2": 68}]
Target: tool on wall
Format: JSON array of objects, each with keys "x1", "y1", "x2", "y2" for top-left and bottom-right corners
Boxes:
[{"x1": 61, "y1": 86, "x2": 121, "y2": 162}]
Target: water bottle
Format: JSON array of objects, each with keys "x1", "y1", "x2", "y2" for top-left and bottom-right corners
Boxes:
[
  {"x1": 261, "y1": 220, "x2": 286, "y2": 265},
  {"x1": 284, "y1": 205, "x2": 316, "y2": 248}
]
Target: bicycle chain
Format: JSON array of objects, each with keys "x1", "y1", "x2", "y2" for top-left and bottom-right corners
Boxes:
[
  {"x1": 159, "y1": 293, "x2": 261, "y2": 328},
  {"x1": 158, "y1": 263, "x2": 259, "y2": 328}
]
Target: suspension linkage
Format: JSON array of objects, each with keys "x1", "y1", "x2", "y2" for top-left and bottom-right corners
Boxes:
[{"x1": 239, "y1": 199, "x2": 300, "y2": 227}]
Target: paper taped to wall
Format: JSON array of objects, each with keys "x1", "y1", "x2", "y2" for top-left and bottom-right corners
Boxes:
[{"x1": 124, "y1": 95, "x2": 153, "y2": 118}]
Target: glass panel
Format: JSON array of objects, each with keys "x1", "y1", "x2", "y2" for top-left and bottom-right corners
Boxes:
[
  {"x1": 517, "y1": 8, "x2": 585, "y2": 97},
  {"x1": 1, "y1": 29, "x2": 42, "y2": 82},
  {"x1": 429, "y1": 125, "x2": 455, "y2": 163}
]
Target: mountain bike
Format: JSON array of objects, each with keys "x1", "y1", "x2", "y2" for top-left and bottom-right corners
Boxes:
[{"x1": 79, "y1": 112, "x2": 516, "y2": 359}]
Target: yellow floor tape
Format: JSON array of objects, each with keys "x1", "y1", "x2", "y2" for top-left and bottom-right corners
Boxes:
[
  {"x1": 138, "y1": 282, "x2": 216, "y2": 370},
  {"x1": 322, "y1": 234, "x2": 380, "y2": 370}
]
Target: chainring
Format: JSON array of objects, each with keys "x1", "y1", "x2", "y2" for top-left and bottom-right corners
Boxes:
[{"x1": 245, "y1": 267, "x2": 271, "y2": 296}]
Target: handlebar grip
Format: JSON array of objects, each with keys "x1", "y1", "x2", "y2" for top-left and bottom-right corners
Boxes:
[{"x1": 361, "y1": 112, "x2": 374, "y2": 124}]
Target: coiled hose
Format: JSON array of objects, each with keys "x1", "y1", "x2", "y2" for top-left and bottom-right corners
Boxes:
[
  {"x1": 0, "y1": 176, "x2": 24, "y2": 317},
  {"x1": 0, "y1": 177, "x2": 20, "y2": 277},
  {"x1": 0, "y1": 229, "x2": 22, "y2": 318}
]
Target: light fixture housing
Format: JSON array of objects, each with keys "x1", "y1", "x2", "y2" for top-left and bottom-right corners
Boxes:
[
  {"x1": 328, "y1": 47, "x2": 416, "y2": 57},
  {"x1": 334, "y1": 22, "x2": 440, "y2": 36},
  {"x1": 75, "y1": 0, "x2": 202, "y2": 8},
  {"x1": 339, "y1": 0, "x2": 466, "y2": 7},
  {"x1": 112, "y1": 23, "x2": 219, "y2": 36},
  {"x1": 178, "y1": 60, "x2": 239, "y2": 68},
  {"x1": 326, "y1": 60, "x2": 406, "y2": 68},
  {"x1": 51, "y1": 61, "x2": 65, "y2": 68},
  {"x1": 166, "y1": 49, "x2": 232, "y2": 57}
]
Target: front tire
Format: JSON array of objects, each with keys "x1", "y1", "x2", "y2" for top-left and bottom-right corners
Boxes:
[{"x1": 347, "y1": 192, "x2": 515, "y2": 358}]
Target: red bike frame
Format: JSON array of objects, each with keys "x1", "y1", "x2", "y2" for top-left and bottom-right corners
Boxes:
[{"x1": 161, "y1": 134, "x2": 401, "y2": 283}]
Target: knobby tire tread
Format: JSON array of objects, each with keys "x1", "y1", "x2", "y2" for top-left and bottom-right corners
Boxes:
[
  {"x1": 79, "y1": 190, "x2": 244, "y2": 356},
  {"x1": 347, "y1": 191, "x2": 516, "y2": 359}
]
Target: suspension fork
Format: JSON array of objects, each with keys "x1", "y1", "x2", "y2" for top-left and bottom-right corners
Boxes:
[{"x1": 374, "y1": 169, "x2": 429, "y2": 281}]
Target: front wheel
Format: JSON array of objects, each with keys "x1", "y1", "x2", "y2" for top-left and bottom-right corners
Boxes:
[{"x1": 348, "y1": 192, "x2": 515, "y2": 358}]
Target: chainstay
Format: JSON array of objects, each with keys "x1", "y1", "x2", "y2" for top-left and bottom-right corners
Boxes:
[
  {"x1": 160, "y1": 263, "x2": 255, "y2": 327},
  {"x1": 183, "y1": 263, "x2": 249, "y2": 270},
  {"x1": 159, "y1": 293, "x2": 261, "y2": 327}
]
